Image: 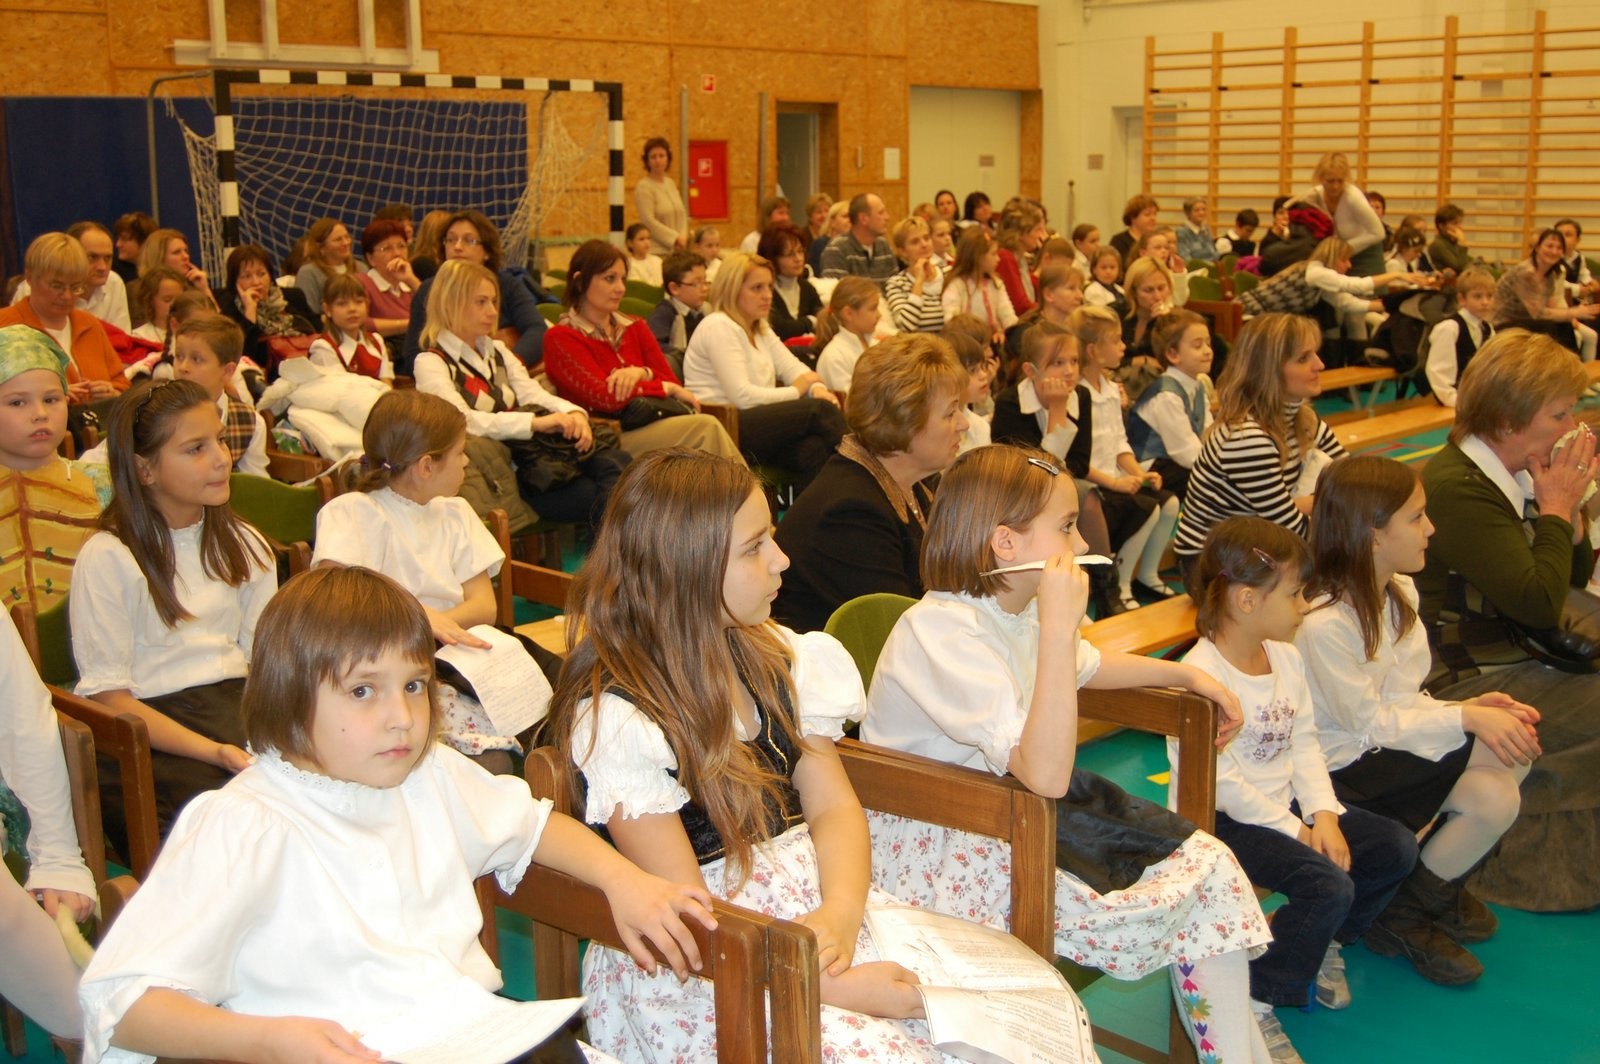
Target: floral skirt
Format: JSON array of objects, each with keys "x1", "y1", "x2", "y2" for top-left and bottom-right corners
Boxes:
[
  {"x1": 581, "y1": 825, "x2": 961, "y2": 1063},
  {"x1": 867, "y1": 812, "x2": 1270, "y2": 979}
]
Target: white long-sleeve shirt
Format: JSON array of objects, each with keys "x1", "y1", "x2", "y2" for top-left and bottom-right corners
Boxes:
[
  {"x1": 1178, "y1": 638, "x2": 1343, "y2": 838},
  {"x1": 1301, "y1": 185, "x2": 1387, "y2": 257},
  {"x1": 1136, "y1": 369, "x2": 1211, "y2": 469},
  {"x1": 1305, "y1": 261, "x2": 1376, "y2": 315},
  {"x1": 1297, "y1": 579, "x2": 1468, "y2": 773},
  {"x1": 940, "y1": 276, "x2": 1018, "y2": 333},
  {"x1": 413, "y1": 329, "x2": 583, "y2": 440},
  {"x1": 682, "y1": 311, "x2": 813, "y2": 408},
  {"x1": 1424, "y1": 310, "x2": 1490, "y2": 409}
]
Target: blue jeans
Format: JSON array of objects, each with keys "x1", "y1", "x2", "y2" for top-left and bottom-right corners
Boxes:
[{"x1": 1213, "y1": 804, "x2": 1417, "y2": 1006}]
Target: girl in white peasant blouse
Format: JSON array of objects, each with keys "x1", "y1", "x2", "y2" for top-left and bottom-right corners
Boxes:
[
  {"x1": 864, "y1": 445, "x2": 1275, "y2": 1064},
  {"x1": 78, "y1": 567, "x2": 713, "y2": 1064}
]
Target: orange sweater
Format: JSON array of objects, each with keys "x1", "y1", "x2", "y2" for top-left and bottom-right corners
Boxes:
[{"x1": 0, "y1": 301, "x2": 130, "y2": 392}]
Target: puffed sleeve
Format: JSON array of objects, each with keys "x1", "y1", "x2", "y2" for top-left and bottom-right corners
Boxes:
[
  {"x1": 568, "y1": 692, "x2": 691, "y2": 824},
  {"x1": 70, "y1": 533, "x2": 140, "y2": 696},
  {"x1": 0, "y1": 610, "x2": 95, "y2": 898},
  {"x1": 430, "y1": 746, "x2": 551, "y2": 892},
  {"x1": 783, "y1": 627, "x2": 865, "y2": 739},
  {"x1": 447, "y1": 498, "x2": 505, "y2": 582},
  {"x1": 865, "y1": 599, "x2": 1029, "y2": 776},
  {"x1": 78, "y1": 790, "x2": 294, "y2": 1064},
  {"x1": 311, "y1": 493, "x2": 384, "y2": 569}
]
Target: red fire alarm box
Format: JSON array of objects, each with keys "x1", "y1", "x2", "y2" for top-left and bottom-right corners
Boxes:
[{"x1": 687, "y1": 140, "x2": 728, "y2": 220}]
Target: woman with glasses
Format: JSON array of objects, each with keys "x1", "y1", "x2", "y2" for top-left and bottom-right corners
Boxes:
[
  {"x1": 357, "y1": 219, "x2": 421, "y2": 338},
  {"x1": 0, "y1": 232, "x2": 128, "y2": 401},
  {"x1": 400, "y1": 209, "x2": 550, "y2": 376}
]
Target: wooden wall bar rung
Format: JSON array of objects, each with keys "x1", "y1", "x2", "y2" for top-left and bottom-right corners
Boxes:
[{"x1": 1144, "y1": 13, "x2": 1599, "y2": 262}]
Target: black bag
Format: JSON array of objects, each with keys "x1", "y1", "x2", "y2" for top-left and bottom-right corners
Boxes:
[
  {"x1": 504, "y1": 418, "x2": 623, "y2": 496},
  {"x1": 616, "y1": 395, "x2": 694, "y2": 431},
  {"x1": 1505, "y1": 587, "x2": 1600, "y2": 674}
]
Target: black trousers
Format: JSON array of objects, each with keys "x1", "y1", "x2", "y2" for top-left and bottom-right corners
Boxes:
[{"x1": 736, "y1": 397, "x2": 847, "y2": 494}]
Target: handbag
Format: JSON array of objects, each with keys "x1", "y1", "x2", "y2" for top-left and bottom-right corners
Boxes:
[
  {"x1": 504, "y1": 417, "x2": 623, "y2": 496},
  {"x1": 616, "y1": 395, "x2": 693, "y2": 431},
  {"x1": 1504, "y1": 587, "x2": 1600, "y2": 674}
]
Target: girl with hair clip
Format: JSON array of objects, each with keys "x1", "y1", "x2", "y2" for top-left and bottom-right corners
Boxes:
[
  {"x1": 546, "y1": 448, "x2": 951, "y2": 1062},
  {"x1": 1300, "y1": 455, "x2": 1537, "y2": 986},
  {"x1": 1082, "y1": 248, "x2": 1128, "y2": 319},
  {"x1": 80, "y1": 566, "x2": 716, "y2": 1064},
  {"x1": 814, "y1": 276, "x2": 883, "y2": 394},
  {"x1": 865, "y1": 445, "x2": 1273, "y2": 1064},
  {"x1": 0, "y1": 607, "x2": 97, "y2": 1046},
  {"x1": 313, "y1": 389, "x2": 530, "y2": 772},
  {"x1": 414, "y1": 259, "x2": 630, "y2": 531},
  {"x1": 1172, "y1": 313, "x2": 1346, "y2": 589},
  {"x1": 307, "y1": 273, "x2": 392, "y2": 380},
  {"x1": 941, "y1": 228, "x2": 1017, "y2": 349},
  {"x1": 993, "y1": 201, "x2": 1049, "y2": 316},
  {"x1": 70, "y1": 379, "x2": 276, "y2": 847},
  {"x1": 1181, "y1": 516, "x2": 1418, "y2": 1060},
  {"x1": 681, "y1": 252, "x2": 846, "y2": 493}
]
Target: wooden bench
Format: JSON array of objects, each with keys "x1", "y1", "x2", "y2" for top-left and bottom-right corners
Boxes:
[
  {"x1": 1333, "y1": 402, "x2": 1454, "y2": 452},
  {"x1": 1323, "y1": 394, "x2": 1439, "y2": 427},
  {"x1": 1320, "y1": 365, "x2": 1397, "y2": 410}
]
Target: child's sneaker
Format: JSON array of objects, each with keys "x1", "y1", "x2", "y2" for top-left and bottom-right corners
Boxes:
[
  {"x1": 1250, "y1": 1000, "x2": 1306, "y2": 1064},
  {"x1": 1315, "y1": 941, "x2": 1351, "y2": 1009}
]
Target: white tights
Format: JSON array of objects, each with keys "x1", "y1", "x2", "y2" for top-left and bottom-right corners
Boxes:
[
  {"x1": 1420, "y1": 739, "x2": 1529, "y2": 881},
  {"x1": 1117, "y1": 495, "x2": 1181, "y2": 593},
  {"x1": 1172, "y1": 948, "x2": 1272, "y2": 1063},
  {"x1": 0, "y1": 874, "x2": 82, "y2": 1038}
]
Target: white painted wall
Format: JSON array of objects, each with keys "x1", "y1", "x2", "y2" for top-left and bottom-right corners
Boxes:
[
  {"x1": 909, "y1": 87, "x2": 1022, "y2": 216},
  {"x1": 1040, "y1": 0, "x2": 1600, "y2": 241}
]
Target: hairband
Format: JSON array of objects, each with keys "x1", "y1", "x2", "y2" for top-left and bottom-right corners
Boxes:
[{"x1": 131, "y1": 380, "x2": 175, "y2": 434}]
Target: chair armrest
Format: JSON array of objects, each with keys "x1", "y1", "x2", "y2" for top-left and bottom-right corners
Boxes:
[
  {"x1": 265, "y1": 449, "x2": 330, "y2": 483},
  {"x1": 835, "y1": 739, "x2": 1056, "y2": 959},
  {"x1": 49, "y1": 686, "x2": 160, "y2": 879},
  {"x1": 1080, "y1": 687, "x2": 1217, "y2": 832}
]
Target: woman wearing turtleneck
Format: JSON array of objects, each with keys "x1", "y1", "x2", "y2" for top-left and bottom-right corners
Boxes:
[
  {"x1": 758, "y1": 226, "x2": 824, "y2": 343},
  {"x1": 1171, "y1": 313, "x2": 1345, "y2": 588},
  {"x1": 773, "y1": 333, "x2": 966, "y2": 632}
]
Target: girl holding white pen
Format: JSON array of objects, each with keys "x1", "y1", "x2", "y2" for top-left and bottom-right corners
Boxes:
[{"x1": 864, "y1": 444, "x2": 1277, "y2": 1064}]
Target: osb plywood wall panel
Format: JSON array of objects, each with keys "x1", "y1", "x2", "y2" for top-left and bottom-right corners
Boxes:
[{"x1": 1, "y1": 0, "x2": 1039, "y2": 238}]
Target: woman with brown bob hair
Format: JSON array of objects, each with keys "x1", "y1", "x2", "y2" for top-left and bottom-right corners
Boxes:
[{"x1": 773, "y1": 334, "x2": 967, "y2": 631}]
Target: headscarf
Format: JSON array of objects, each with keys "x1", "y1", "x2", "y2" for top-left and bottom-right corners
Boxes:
[{"x1": 0, "y1": 324, "x2": 70, "y2": 389}]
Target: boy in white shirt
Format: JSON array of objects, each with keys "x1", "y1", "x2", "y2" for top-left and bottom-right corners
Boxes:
[
  {"x1": 1128, "y1": 308, "x2": 1214, "y2": 499},
  {"x1": 171, "y1": 313, "x2": 270, "y2": 477},
  {"x1": 1425, "y1": 268, "x2": 1495, "y2": 408}
]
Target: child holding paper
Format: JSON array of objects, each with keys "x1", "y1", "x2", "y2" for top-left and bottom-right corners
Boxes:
[{"x1": 312, "y1": 389, "x2": 538, "y2": 771}]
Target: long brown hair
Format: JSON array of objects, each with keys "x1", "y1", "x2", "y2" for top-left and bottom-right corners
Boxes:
[
  {"x1": 356, "y1": 390, "x2": 465, "y2": 492},
  {"x1": 1305, "y1": 456, "x2": 1421, "y2": 659},
  {"x1": 100, "y1": 380, "x2": 271, "y2": 628},
  {"x1": 1192, "y1": 516, "x2": 1313, "y2": 641},
  {"x1": 545, "y1": 448, "x2": 802, "y2": 886},
  {"x1": 1212, "y1": 313, "x2": 1323, "y2": 464}
]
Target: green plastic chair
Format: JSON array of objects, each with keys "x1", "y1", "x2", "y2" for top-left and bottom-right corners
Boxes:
[
  {"x1": 538, "y1": 303, "x2": 563, "y2": 324},
  {"x1": 619, "y1": 296, "x2": 656, "y2": 318},
  {"x1": 624, "y1": 280, "x2": 664, "y2": 304},
  {"x1": 229, "y1": 473, "x2": 322, "y2": 547},
  {"x1": 545, "y1": 268, "x2": 568, "y2": 282},
  {"x1": 1218, "y1": 253, "x2": 1238, "y2": 276},
  {"x1": 1186, "y1": 257, "x2": 1212, "y2": 273},
  {"x1": 1186, "y1": 275, "x2": 1223, "y2": 302},
  {"x1": 1231, "y1": 270, "x2": 1259, "y2": 294},
  {"x1": 823, "y1": 593, "x2": 918, "y2": 687},
  {"x1": 545, "y1": 280, "x2": 566, "y2": 298},
  {"x1": 32, "y1": 594, "x2": 77, "y2": 687}
]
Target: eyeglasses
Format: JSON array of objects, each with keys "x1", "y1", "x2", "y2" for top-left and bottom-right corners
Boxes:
[
  {"x1": 42, "y1": 280, "x2": 88, "y2": 297},
  {"x1": 444, "y1": 235, "x2": 483, "y2": 248},
  {"x1": 372, "y1": 242, "x2": 408, "y2": 256}
]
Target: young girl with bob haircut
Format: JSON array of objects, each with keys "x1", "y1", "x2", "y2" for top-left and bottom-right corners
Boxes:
[
  {"x1": 813, "y1": 276, "x2": 883, "y2": 394},
  {"x1": 864, "y1": 444, "x2": 1273, "y2": 1063},
  {"x1": 415, "y1": 259, "x2": 629, "y2": 530},
  {"x1": 79, "y1": 566, "x2": 716, "y2": 1064},
  {"x1": 545, "y1": 448, "x2": 946, "y2": 1061},
  {"x1": 1182, "y1": 516, "x2": 1417, "y2": 1057},
  {"x1": 308, "y1": 273, "x2": 391, "y2": 380},
  {"x1": 681, "y1": 252, "x2": 845, "y2": 493},
  {"x1": 1300, "y1": 455, "x2": 1537, "y2": 985},
  {"x1": 70, "y1": 379, "x2": 276, "y2": 844},
  {"x1": 1172, "y1": 313, "x2": 1346, "y2": 587},
  {"x1": 941, "y1": 228, "x2": 1018, "y2": 347}
]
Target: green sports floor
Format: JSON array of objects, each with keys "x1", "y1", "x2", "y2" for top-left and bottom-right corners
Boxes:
[{"x1": 13, "y1": 385, "x2": 1597, "y2": 1063}]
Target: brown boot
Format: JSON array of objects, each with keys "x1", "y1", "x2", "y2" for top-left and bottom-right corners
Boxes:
[
  {"x1": 1437, "y1": 879, "x2": 1498, "y2": 944},
  {"x1": 1364, "y1": 866, "x2": 1484, "y2": 985}
]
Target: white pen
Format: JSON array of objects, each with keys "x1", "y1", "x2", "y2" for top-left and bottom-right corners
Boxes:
[{"x1": 980, "y1": 555, "x2": 1112, "y2": 576}]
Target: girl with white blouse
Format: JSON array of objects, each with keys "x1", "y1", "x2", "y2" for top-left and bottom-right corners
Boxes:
[
  {"x1": 71, "y1": 380, "x2": 276, "y2": 844},
  {"x1": 1299, "y1": 456, "x2": 1536, "y2": 982},
  {"x1": 313, "y1": 390, "x2": 530, "y2": 768},
  {"x1": 79, "y1": 566, "x2": 715, "y2": 1064},
  {"x1": 865, "y1": 445, "x2": 1276, "y2": 1064},
  {"x1": 1, "y1": 608, "x2": 96, "y2": 1041},
  {"x1": 414, "y1": 259, "x2": 629, "y2": 529},
  {"x1": 682, "y1": 252, "x2": 845, "y2": 491}
]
